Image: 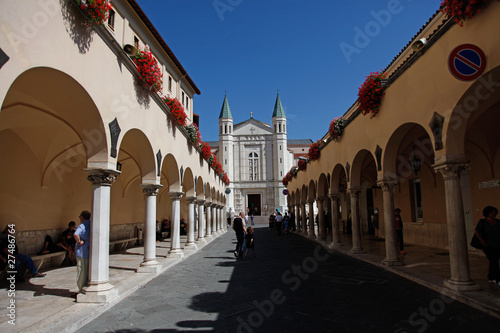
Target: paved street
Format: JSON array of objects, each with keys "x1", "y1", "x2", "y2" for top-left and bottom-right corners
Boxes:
[{"x1": 78, "y1": 225, "x2": 500, "y2": 333}]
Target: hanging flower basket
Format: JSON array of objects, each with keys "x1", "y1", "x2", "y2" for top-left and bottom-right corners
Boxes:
[
  {"x1": 358, "y1": 71, "x2": 387, "y2": 118},
  {"x1": 133, "y1": 47, "x2": 163, "y2": 93},
  {"x1": 222, "y1": 173, "x2": 230, "y2": 186},
  {"x1": 298, "y1": 159, "x2": 307, "y2": 171},
  {"x1": 440, "y1": 0, "x2": 493, "y2": 26},
  {"x1": 184, "y1": 123, "x2": 201, "y2": 147},
  {"x1": 282, "y1": 171, "x2": 293, "y2": 187},
  {"x1": 329, "y1": 117, "x2": 345, "y2": 142},
  {"x1": 76, "y1": 0, "x2": 113, "y2": 25},
  {"x1": 163, "y1": 96, "x2": 187, "y2": 126},
  {"x1": 308, "y1": 141, "x2": 321, "y2": 161},
  {"x1": 200, "y1": 142, "x2": 211, "y2": 160}
]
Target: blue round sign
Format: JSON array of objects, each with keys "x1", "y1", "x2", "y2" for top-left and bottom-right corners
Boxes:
[
  {"x1": 283, "y1": 189, "x2": 289, "y2": 195},
  {"x1": 448, "y1": 44, "x2": 486, "y2": 81}
]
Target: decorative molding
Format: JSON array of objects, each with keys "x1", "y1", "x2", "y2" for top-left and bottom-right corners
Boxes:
[
  {"x1": 156, "y1": 150, "x2": 162, "y2": 177},
  {"x1": 109, "y1": 118, "x2": 121, "y2": 158},
  {"x1": 141, "y1": 184, "x2": 162, "y2": 196},
  {"x1": 429, "y1": 112, "x2": 445, "y2": 151}
]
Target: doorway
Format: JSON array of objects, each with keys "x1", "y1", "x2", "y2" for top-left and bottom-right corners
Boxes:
[{"x1": 247, "y1": 194, "x2": 261, "y2": 216}]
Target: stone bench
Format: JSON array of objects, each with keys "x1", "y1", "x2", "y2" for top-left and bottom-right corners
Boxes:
[
  {"x1": 31, "y1": 251, "x2": 67, "y2": 271},
  {"x1": 109, "y1": 238, "x2": 137, "y2": 252}
]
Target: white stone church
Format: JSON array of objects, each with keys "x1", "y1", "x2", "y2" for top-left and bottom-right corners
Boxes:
[{"x1": 209, "y1": 94, "x2": 312, "y2": 217}]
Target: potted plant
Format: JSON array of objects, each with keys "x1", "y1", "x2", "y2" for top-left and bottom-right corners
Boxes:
[
  {"x1": 329, "y1": 117, "x2": 345, "y2": 142},
  {"x1": 440, "y1": 0, "x2": 493, "y2": 26},
  {"x1": 132, "y1": 47, "x2": 163, "y2": 93},
  {"x1": 162, "y1": 96, "x2": 187, "y2": 126},
  {"x1": 75, "y1": 0, "x2": 113, "y2": 25},
  {"x1": 358, "y1": 71, "x2": 387, "y2": 118},
  {"x1": 184, "y1": 123, "x2": 201, "y2": 147},
  {"x1": 308, "y1": 141, "x2": 321, "y2": 161}
]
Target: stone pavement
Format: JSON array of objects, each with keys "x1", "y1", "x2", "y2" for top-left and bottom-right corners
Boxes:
[{"x1": 0, "y1": 223, "x2": 499, "y2": 332}]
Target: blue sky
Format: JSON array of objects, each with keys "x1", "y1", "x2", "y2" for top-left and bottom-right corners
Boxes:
[{"x1": 135, "y1": 0, "x2": 440, "y2": 142}]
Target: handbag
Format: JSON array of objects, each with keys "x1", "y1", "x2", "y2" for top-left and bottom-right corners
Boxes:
[{"x1": 470, "y1": 234, "x2": 483, "y2": 250}]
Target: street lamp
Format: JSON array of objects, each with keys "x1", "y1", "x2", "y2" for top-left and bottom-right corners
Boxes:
[{"x1": 409, "y1": 145, "x2": 421, "y2": 175}]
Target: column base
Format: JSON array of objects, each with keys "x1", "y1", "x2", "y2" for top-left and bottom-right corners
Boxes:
[
  {"x1": 137, "y1": 260, "x2": 161, "y2": 273},
  {"x1": 350, "y1": 247, "x2": 365, "y2": 254},
  {"x1": 204, "y1": 235, "x2": 214, "y2": 241},
  {"x1": 196, "y1": 238, "x2": 207, "y2": 245},
  {"x1": 308, "y1": 234, "x2": 316, "y2": 240},
  {"x1": 444, "y1": 279, "x2": 481, "y2": 291},
  {"x1": 167, "y1": 249, "x2": 184, "y2": 258},
  {"x1": 184, "y1": 242, "x2": 198, "y2": 250},
  {"x1": 77, "y1": 282, "x2": 118, "y2": 303},
  {"x1": 383, "y1": 258, "x2": 403, "y2": 266},
  {"x1": 329, "y1": 241, "x2": 342, "y2": 249}
]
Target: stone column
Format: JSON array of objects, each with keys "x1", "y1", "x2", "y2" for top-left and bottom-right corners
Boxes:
[
  {"x1": 205, "y1": 201, "x2": 213, "y2": 240},
  {"x1": 378, "y1": 180, "x2": 402, "y2": 266},
  {"x1": 197, "y1": 199, "x2": 206, "y2": 244},
  {"x1": 435, "y1": 162, "x2": 479, "y2": 291},
  {"x1": 211, "y1": 204, "x2": 217, "y2": 236},
  {"x1": 308, "y1": 199, "x2": 316, "y2": 239},
  {"x1": 317, "y1": 197, "x2": 326, "y2": 240},
  {"x1": 329, "y1": 192, "x2": 342, "y2": 247},
  {"x1": 301, "y1": 201, "x2": 307, "y2": 234},
  {"x1": 138, "y1": 184, "x2": 162, "y2": 273},
  {"x1": 168, "y1": 191, "x2": 184, "y2": 258},
  {"x1": 185, "y1": 196, "x2": 197, "y2": 250},
  {"x1": 348, "y1": 187, "x2": 364, "y2": 253},
  {"x1": 78, "y1": 169, "x2": 119, "y2": 303}
]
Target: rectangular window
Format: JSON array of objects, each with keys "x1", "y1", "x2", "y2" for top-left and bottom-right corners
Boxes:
[
  {"x1": 134, "y1": 36, "x2": 139, "y2": 48},
  {"x1": 168, "y1": 76, "x2": 172, "y2": 91},
  {"x1": 186, "y1": 97, "x2": 189, "y2": 110},
  {"x1": 411, "y1": 179, "x2": 423, "y2": 222},
  {"x1": 107, "y1": 9, "x2": 115, "y2": 30},
  {"x1": 182, "y1": 92, "x2": 185, "y2": 105}
]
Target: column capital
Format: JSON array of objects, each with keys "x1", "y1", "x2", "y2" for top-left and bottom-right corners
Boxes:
[
  {"x1": 197, "y1": 199, "x2": 206, "y2": 205},
  {"x1": 83, "y1": 168, "x2": 120, "y2": 185},
  {"x1": 433, "y1": 162, "x2": 468, "y2": 180},
  {"x1": 377, "y1": 180, "x2": 398, "y2": 192},
  {"x1": 168, "y1": 191, "x2": 184, "y2": 201},
  {"x1": 141, "y1": 184, "x2": 162, "y2": 196},
  {"x1": 301, "y1": 201, "x2": 307, "y2": 205},
  {"x1": 204, "y1": 201, "x2": 212, "y2": 207},
  {"x1": 316, "y1": 196, "x2": 327, "y2": 202},
  {"x1": 347, "y1": 186, "x2": 361, "y2": 195},
  {"x1": 186, "y1": 196, "x2": 197, "y2": 204}
]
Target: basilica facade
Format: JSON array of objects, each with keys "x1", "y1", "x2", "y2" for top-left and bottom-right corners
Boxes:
[{"x1": 210, "y1": 94, "x2": 311, "y2": 216}]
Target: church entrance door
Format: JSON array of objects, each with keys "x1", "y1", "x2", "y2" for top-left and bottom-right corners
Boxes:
[{"x1": 247, "y1": 194, "x2": 261, "y2": 216}]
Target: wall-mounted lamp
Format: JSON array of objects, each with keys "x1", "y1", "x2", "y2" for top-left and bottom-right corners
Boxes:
[
  {"x1": 298, "y1": 156, "x2": 307, "y2": 161},
  {"x1": 409, "y1": 145, "x2": 421, "y2": 175},
  {"x1": 412, "y1": 38, "x2": 427, "y2": 51},
  {"x1": 116, "y1": 162, "x2": 122, "y2": 172}
]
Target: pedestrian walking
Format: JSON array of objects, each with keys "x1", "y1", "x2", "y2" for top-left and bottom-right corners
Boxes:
[
  {"x1": 243, "y1": 227, "x2": 255, "y2": 259},
  {"x1": 474, "y1": 206, "x2": 500, "y2": 285},
  {"x1": 232, "y1": 212, "x2": 246, "y2": 258}
]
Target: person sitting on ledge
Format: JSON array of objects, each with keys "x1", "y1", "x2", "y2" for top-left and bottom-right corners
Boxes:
[{"x1": 1, "y1": 226, "x2": 46, "y2": 282}]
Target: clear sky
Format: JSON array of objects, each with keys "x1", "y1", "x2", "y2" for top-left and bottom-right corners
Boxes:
[{"x1": 135, "y1": 0, "x2": 440, "y2": 142}]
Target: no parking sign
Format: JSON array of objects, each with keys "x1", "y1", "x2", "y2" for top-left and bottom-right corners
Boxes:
[{"x1": 448, "y1": 44, "x2": 486, "y2": 81}]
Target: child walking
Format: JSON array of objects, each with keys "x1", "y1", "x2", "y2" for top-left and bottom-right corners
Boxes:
[{"x1": 244, "y1": 227, "x2": 256, "y2": 259}]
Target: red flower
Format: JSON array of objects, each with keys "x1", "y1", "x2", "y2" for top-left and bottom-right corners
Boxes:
[
  {"x1": 162, "y1": 96, "x2": 187, "y2": 126},
  {"x1": 358, "y1": 71, "x2": 387, "y2": 118},
  {"x1": 77, "y1": 0, "x2": 112, "y2": 25},
  {"x1": 200, "y1": 142, "x2": 211, "y2": 160},
  {"x1": 133, "y1": 49, "x2": 163, "y2": 93},
  {"x1": 308, "y1": 141, "x2": 321, "y2": 161},
  {"x1": 298, "y1": 159, "x2": 307, "y2": 171},
  {"x1": 440, "y1": 0, "x2": 494, "y2": 26}
]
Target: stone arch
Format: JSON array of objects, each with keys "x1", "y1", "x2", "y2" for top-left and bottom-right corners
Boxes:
[
  {"x1": 444, "y1": 65, "x2": 500, "y2": 159},
  {"x1": 182, "y1": 168, "x2": 195, "y2": 197},
  {"x1": 117, "y1": 129, "x2": 157, "y2": 199},
  {"x1": 0, "y1": 67, "x2": 107, "y2": 228}
]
